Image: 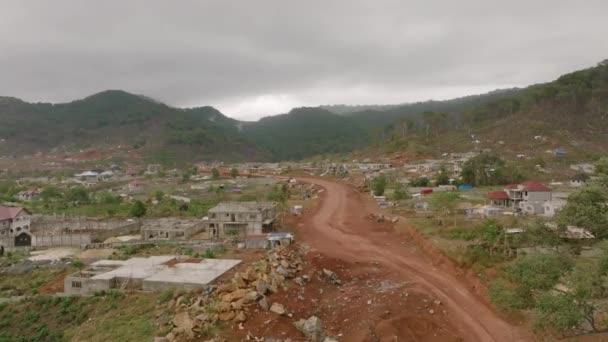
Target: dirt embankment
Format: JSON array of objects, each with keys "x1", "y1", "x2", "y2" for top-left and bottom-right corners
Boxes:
[{"x1": 296, "y1": 177, "x2": 532, "y2": 342}]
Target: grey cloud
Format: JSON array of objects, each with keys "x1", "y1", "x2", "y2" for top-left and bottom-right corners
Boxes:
[{"x1": 1, "y1": 0, "x2": 607, "y2": 119}]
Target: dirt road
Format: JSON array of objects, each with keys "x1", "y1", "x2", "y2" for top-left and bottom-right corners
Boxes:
[{"x1": 298, "y1": 177, "x2": 531, "y2": 342}]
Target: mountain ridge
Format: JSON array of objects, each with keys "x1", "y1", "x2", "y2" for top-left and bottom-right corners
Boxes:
[{"x1": 1, "y1": 60, "x2": 607, "y2": 164}]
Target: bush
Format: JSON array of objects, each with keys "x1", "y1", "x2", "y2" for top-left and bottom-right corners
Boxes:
[
  {"x1": 204, "y1": 249, "x2": 216, "y2": 259},
  {"x1": 158, "y1": 290, "x2": 174, "y2": 304},
  {"x1": 371, "y1": 176, "x2": 387, "y2": 196},
  {"x1": 129, "y1": 200, "x2": 147, "y2": 218}
]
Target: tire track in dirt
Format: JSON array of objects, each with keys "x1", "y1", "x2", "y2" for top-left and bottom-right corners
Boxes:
[{"x1": 298, "y1": 177, "x2": 531, "y2": 342}]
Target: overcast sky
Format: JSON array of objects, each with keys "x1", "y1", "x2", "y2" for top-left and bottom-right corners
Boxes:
[{"x1": 1, "y1": 1, "x2": 607, "y2": 120}]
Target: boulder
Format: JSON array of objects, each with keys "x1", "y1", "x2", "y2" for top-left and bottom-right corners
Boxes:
[
  {"x1": 258, "y1": 296, "x2": 270, "y2": 311},
  {"x1": 222, "y1": 289, "x2": 249, "y2": 302},
  {"x1": 256, "y1": 279, "x2": 270, "y2": 295},
  {"x1": 244, "y1": 291, "x2": 261, "y2": 303},
  {"x1": 294, "y1": 277, "x2": 306, "y2": 287},
  {"x1": 172, "y1": 312, "x2": 194, "y2": 338},
  {"x1": 276, "y1": 265, "x2": 290, "y2": 277},
  {"x1": 218, "y1": 311, "x2": 236, "y2": 321},
  {"x1": 217, "y1": 301, "x2": 232, "y2": 313},
  {"x1": 235, "y1": 310, "x2": 247, "y2": 322},
  {"x1": 322, "y1": 268, "x2": 341, "y2": 285},
  {"x1": 294, "y1": 316, "x2": 324, "y2": 341},
  {"x1": 269, "y1": 302, "x2": 287, "y2": 315},
  {"x1": 216, "y1": 283, "x2": 236, "y2": 294}
]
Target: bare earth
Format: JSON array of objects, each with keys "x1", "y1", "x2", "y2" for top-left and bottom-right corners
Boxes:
[{"x1": 298, "y1": 177, "x2": 531, "y2": 342}]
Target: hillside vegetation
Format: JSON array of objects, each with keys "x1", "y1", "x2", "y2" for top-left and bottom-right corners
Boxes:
[{"x1": 1, "y1": 60, "x2": 607, "y2": 163}]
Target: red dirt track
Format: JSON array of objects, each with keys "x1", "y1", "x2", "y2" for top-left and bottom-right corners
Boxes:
[{"x1": 298, "y1": 177, "x2": 531, "y2": 342}]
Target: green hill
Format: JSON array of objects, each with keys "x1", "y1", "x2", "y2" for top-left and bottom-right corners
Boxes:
[{"x1": 1, "y1": 60, "x2": 607, "y2": 164}]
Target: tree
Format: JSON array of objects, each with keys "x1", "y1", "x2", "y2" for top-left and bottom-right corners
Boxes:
[
  {"x1": 129, "y1": 200, "x2": 147, "y2": 218},
  {"x1": 428, "y1": 192, "x2": 459, "y2": 226},
  {"x1": 371, "y1": 175, "x2": 387, "y2": 196},
  {"x1": 211, "y1": 168, "x2": 220, "y2": 179},
  {"x1": 154, "y1": 191, "x2": 164, "y2": 201},
  {"x1": 490, "y1": 253, "x2": 573, "y2": 311},
  {"x1": 434, "y1": 166, "x2": 450, "y2": 185},
  {"x1": 101, "y1": 193, "x2": 121, "y2": 205},
  {"x1": 65, "y1": 186, "x2": 89, "y2": 204},
  {"x1": 392, "y1": 183, "x2": 409, "y2": 200},
  {"x1": 557, "y1": 187, "x2": 608, "y2": 238},
  {"x1": 230, "y1": 168, "x2": 239, "y2": 178},
  {"x1": 596, "y1": 157, "x2": 608, "y2": 175},
  {"x1": 181, "y1": 172, "x2": 191, "y2": 183},
  {"x1": 409, "y1": 177, "x2": 430, "y2": 187},
  {"x1": 461, "y1": 153, "x2": 512, "y2": 186},
  {"x1": 40, "y1": 186, "x2": 62, "y2": 202},
  {"x1": 267, "y1": 184, "x2": 289, "y2": 203}
]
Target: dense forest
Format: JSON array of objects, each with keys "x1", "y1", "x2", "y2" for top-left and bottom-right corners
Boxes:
[{"x1": 0, "y1": 60, "x2": 607, "y2": 164}]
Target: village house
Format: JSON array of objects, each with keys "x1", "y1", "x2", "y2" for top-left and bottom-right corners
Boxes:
[
  {"x1": 16, "y1": 189, "x2": 40, "y2": 201},
  {"x1": 570, "y1": 173, "x2": 590, "y2": 187},
  {"x1": 486, "y1": 181, "x2": 553, "y2": 215},
  {"x1": 128, "y1": 180, "x2": 145, "y2": 192},
  {"x1": 0, "y1": 206, "x2": 32, "y2": 247},
  {"x1": 145, "y1": 164, "x2": 163, "y2": 175},
  {"x1": 75, "y1": 170, "x2": 101, "y2": 182},
  {"x1": 206, "y1": 202, "x2": 278, "y2": 238},
  {"x1": 570, "y1": 163, "x2": 596, "y2": 174}
]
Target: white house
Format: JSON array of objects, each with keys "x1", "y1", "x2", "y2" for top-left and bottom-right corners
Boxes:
[{"x1": 486, "y1": 181, "x2": 553, "y2": 215}]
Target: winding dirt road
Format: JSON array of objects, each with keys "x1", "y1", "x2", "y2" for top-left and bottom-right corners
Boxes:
[{"x1": 298, "y1": 177, "x2": 531, "y2": 342}]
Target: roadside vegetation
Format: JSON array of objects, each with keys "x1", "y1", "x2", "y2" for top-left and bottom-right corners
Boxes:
[{"x1": 390, "y1": 156, "x2": 608, "y2": 337}]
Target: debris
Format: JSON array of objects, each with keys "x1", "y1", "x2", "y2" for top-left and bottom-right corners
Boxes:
[
  {"x1": 269, "y1": 302, "x2": 287, "y2": 315},
  {"x1": 293, "y1": 316, "x2": 325, "y2": 341},
  {"x1": 172, "y1": 312, "x2": 194, "y2": 338},
  {"x1": 322, "y1": 268, "x2": 341, "y2": 285}
]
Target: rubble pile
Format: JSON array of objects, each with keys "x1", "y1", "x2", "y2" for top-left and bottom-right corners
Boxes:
[
  {"x1": 367, "y1": 213, "x2": 399, "y2": 223},
  {"x1": 157, "y1": 246, "x2": 306, "y2": 341}
]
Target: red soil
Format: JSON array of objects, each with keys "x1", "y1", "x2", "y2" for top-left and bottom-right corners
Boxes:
[{"x1": 225, "y1": 177, "x2": 532, "y2": 341}]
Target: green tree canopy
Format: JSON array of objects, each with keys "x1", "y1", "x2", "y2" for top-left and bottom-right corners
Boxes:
[
  {"x1": 40, "y1": 186, "x2": 62, "y2": 202},
  {"x1": 371, "y1": 175, "x2": 387, "y2": 196},
  {"x1": 557, "y1": 187, "x2": 608, "y2": 238},
  {"x1": 65, "y1": 186, "x2": 90, "y2": 204},
  {"x1": 129, "y1": 200, "x2": 147, "y2": 218}
]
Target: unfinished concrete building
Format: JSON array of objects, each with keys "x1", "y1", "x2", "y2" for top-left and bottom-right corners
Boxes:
[
  {"x1": 64, "y1": 255, "x2": 241, "y2": 295},
  {"x1": 141, "y1": 218, "x2": 206, "y2": 241},
  {"x1": 206, "y1": 202, "x2": 278, "y2": 238}
]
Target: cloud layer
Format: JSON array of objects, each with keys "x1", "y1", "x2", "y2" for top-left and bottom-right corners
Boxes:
[{"x1": 1, "y1": 1, "x2": 607, "y2": 120}]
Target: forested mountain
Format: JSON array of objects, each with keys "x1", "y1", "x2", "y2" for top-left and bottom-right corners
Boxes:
[
  {"x1": 1, "y1": 60, "x2": 607, "y2": 164},
  {"x1": 0, "y1": 90, "x2": 268, "y2": 163},
  {"x1": 241, "y1": 107, "x2": 370, "y2": 161}
]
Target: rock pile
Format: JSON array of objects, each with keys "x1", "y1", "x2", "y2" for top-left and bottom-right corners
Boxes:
[{"x1": 158, "y1": 246, "x2": 305, "y2": 341}]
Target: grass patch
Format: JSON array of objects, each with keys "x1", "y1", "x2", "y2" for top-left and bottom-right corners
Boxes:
[
  {"x1": 0, "y1": 293, "x2": 157, "y2": 342},
  {"x1": 0, "y1": 266, "x2": 69, "y2": 297}
]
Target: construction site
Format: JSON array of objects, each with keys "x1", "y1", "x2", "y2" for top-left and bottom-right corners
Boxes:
[{"x1": 64, "y1": 255, "x2": 241, "y2": 295}]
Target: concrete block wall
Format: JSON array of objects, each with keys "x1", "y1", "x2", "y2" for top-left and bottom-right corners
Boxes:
[{"x1": 32, "y1": 234, "x2": 92, "y2": 247}]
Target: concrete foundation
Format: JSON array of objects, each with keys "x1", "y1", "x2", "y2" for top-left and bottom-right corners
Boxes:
[{"x1": 64, "y1": 255, "x2": 241, "y2": 295}]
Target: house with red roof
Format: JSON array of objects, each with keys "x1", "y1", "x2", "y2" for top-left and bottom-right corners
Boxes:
[
  {"x1": 0, "y1": 206, "x2": 33, "y2": 247},
  {"x1": 486, "y1": 181, "x2": 553, "y2": 215},
  {"x1": 128, "y1": 180, "x2": 145, "y2": 193}
]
